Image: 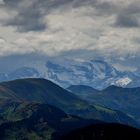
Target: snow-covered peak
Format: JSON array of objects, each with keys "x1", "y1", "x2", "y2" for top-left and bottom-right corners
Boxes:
[
  {"x1": 114, "y1": 77, "x2": 132, "y2": 87},
  {"x1": 0, "y1": 59, "x2": 139, "y2": 89}
]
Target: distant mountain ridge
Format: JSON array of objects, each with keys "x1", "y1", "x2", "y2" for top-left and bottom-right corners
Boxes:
[
  {"x1": 68, "y1": 85, "x2": 140, "y2": 123},
  {"x1": 0, "y1": 59, "x2": 140, "y2": 89},
  {"x1": 0, "y1": 78, "x2": 138, "y2": 128},
  {"x1": 0, "y1": 78, "x2": 139, "y2": 139}
]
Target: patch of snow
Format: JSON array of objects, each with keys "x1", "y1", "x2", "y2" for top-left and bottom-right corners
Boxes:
[{"x1": 115, "y1": 77, "x2": 132, "y2": 87}]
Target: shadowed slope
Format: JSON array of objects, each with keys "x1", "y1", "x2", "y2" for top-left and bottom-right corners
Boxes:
[{"x1": 0, "y1": 78, "x2": 138, "y2": 127}]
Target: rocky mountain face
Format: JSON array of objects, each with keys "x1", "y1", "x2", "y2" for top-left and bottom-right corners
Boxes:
[{"x1": 0, "y1": 59, "x2": 140, "y2": 89}]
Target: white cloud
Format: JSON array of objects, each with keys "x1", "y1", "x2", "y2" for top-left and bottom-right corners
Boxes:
[
  {"x1": 0, "y1": 0, "x2": 4, "y2": 5},
  {"x1": 0, "y1": 0, "x2": 140, "y2": 70}
]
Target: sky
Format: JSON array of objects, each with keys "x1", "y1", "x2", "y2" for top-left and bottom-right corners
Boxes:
[{"x1": 0, "y1": 0, "x2": 140, "y2": 72}]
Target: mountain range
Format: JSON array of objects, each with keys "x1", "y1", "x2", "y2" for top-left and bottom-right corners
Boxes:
[
  {"x1": 0, "y1": 78, "x2": 139, "y2": 139},
  {"x1": 0, "y1": 100, "x2": 102, "y2": 140},
  {"x1": 0, "y1": 78, "x2": 138, "y2": 127},
  {"x1": 68, "y1": 85, "x2": 140, "y2": 123},
  {"x1": 0, "y1": 99, "x2": 139, "y2": 140},
  {"x1": 0, "y1": 59, "x2": 140, "y2": 89}
]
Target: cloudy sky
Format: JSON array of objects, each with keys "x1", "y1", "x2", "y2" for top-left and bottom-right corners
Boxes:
[{"x1": 0, "y1": 0, "x2": 140, "y2": 72}]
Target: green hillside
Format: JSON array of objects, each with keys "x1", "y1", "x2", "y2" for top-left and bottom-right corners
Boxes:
[
  {"x1": 68, "y1": 85, "x2": 140, "y2": 123},
  {"x1": 0, "y1": 78, "x2": 138, "y2": 127},
  {"x1": 0, "y1": 100, "x2": 101, "y2": 140}
]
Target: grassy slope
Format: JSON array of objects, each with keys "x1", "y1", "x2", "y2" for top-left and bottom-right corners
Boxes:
[
  {"x1": 0, "y1": 100, "x2": 101, "y2": 140},
  {"x1": 0, "y1": 78, "x2": 138, "y2": 127},
  {"x1": 68, "y1": 85, "x2": 140, "y2": 122}
]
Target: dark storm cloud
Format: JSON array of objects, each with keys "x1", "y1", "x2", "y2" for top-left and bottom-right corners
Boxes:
[
  {"x1": 114, "y1": 2, "x2": 140, "y2": 28},
  {"x1": 2, "y1": 0, "x2": 107, "y2": 32},
  {"x1": 5, "y1": 7, "x2": 46, "y2": 32},
  {"x1": 3, "y1": 0, "x2": 74, "y2": 32},
  {"x1": 3, "y1": 0, "x2": 140, "y2": 32},
  {"x1": 1, "y1": 0, "x2": 140, "y2": 71},
  {"x1": 3, "y1": 0, "x2": 20, "y2": 7},
  {"x1": 124, "y1": 2, "x2": 140, "y2": 15},
  {"x1": 3, "y1": 0, "x2": 47, "y2": 32},
  {"x1": 95, "y1": 1, "x2": 119, "y2": 15},
  {"x1": 115, "y1": 14, "x2": 139, "y2": 27}
]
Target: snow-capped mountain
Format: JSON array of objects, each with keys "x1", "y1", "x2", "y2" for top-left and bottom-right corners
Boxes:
[
  {"x1": 44, "y1": 59, "x2": 140, "y2": 89},
  {"x1": 0, "y1": 59, "x2": 139, "y2": 89}
]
